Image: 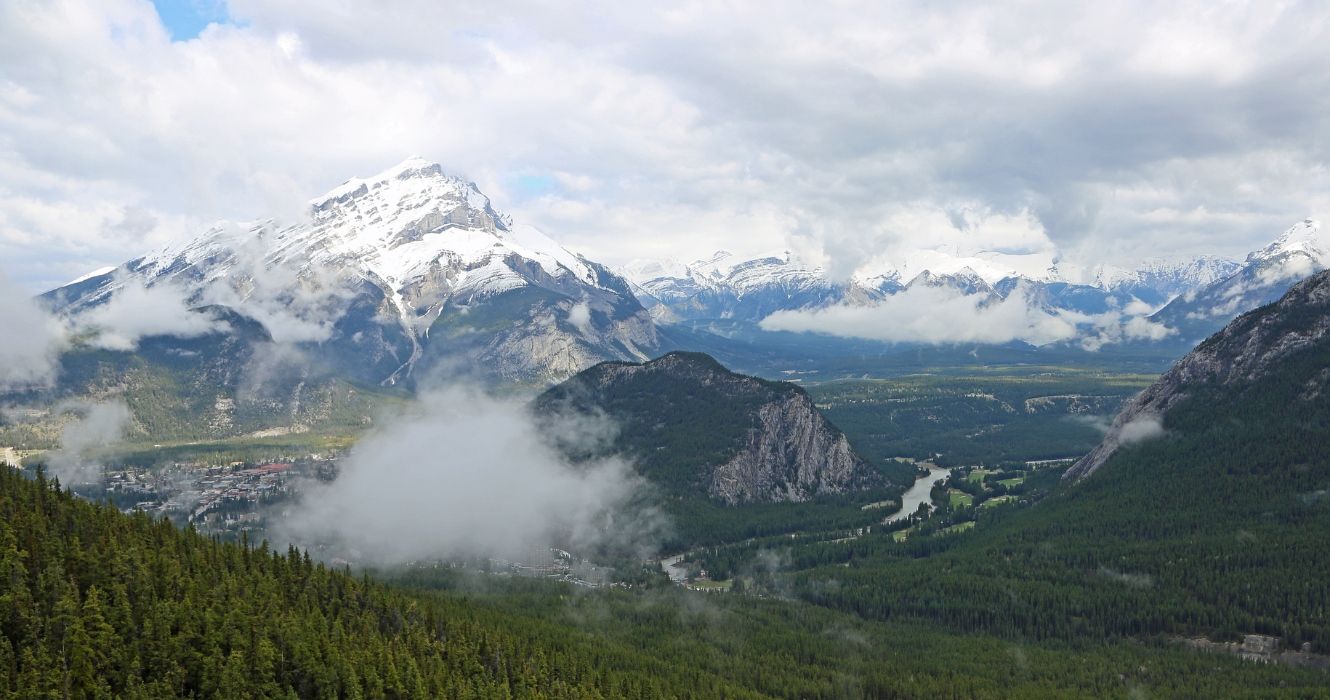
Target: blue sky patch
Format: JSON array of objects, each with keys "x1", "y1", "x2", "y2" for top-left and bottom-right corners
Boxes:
[
  {"x1": 511, "y1": 174, "x2": 559, "y2": 198},
  {"x1": 151, "y1": 0, "x2": 231, "y2": 41}
]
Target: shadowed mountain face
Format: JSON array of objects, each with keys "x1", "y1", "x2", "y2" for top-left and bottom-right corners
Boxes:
[
  {"x1": 0, "y1": 307, "x2": 394, "y2": 446},
  {"x1": 535, "y1": 351, "x2": 880, "y2": 505}
]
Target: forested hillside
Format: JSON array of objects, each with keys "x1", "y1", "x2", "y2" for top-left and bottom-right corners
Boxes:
[
  {"x1": 706, "y1": 273, "x2": 1330, "y2": 654},
  {"x1": 7, "y1": 464, "x2": 1327, "y2": 698},
  {"x1": 536, "y1": 352, "x2": 904, "y2": 548},
  {"x1": 0, "y1": 467, "x2": 750, "y2": 698}
]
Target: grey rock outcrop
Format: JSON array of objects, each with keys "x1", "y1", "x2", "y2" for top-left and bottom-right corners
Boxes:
[{"x1": 709, "y1": 388, "x2": 867, "y2": 504}]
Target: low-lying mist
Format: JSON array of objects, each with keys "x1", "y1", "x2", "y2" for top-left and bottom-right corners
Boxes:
[
  {"x1": 47, "y1": 400, "x2": 133, "y2": 486},
  {"x1": 0, "y1": 272, "x2": 65, "y2": 391},
  {"x1": 277, "y1": 386, "x2": 664, "y2": 566}
]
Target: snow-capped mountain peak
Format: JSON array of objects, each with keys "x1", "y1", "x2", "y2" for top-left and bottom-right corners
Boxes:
[
  {"x1": 310, "y1": 157, "x2": 483, "y2": 210},
  {"x1": 46, "y1": 160, "x2": 661, "y2": 385},
  {"x1": 271, "y1": 159, "x2": 602, "y2": 298},
  {"x1": 1248, "y1": 219, "x2": 1326, "y2": 264}
]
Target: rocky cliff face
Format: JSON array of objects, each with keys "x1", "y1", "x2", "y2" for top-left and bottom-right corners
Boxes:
[
  {"x1": 1067, "y1": 268, "x2": 1330, "y2": 481},
  {"x1": 708, "y1": 388, "x2": 867, "y2": 504},
  {"x1": 535, "y1": 352, "x2": 878, "y2": 505}
]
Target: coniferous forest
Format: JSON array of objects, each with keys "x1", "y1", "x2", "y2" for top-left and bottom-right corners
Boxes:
[{"x1": 4, "y1": 463, "x2": 1330, "y2": 698}]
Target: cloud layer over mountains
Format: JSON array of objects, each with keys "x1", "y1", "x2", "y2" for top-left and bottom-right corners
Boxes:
[
  {"x1": 759, "y1": 284, "x2": 1175, "y2": 348},
  {"x1": 2, "y1": 1, "x2": 1327, "y2": 291}
]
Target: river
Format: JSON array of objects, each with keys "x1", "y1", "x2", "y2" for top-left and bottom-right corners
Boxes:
[
  {"x1": 884, "y1": 463, "x2": 951, "y2": 524},
  {"x1": 657, "y1": 462, "x2": 952, "y2": 581}
]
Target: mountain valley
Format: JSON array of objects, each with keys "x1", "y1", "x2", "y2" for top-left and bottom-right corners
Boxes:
[{"x1": 3, "y1": 162, "x2": 1329, "y2": 698}]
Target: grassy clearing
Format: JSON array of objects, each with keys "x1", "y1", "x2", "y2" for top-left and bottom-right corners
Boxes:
[
  {"x1": 979, "y1": 495, "x2": 1016, "y2": 510},
  {"x1": 99, "y1": 432, "x2": 360, "y2": 467}
]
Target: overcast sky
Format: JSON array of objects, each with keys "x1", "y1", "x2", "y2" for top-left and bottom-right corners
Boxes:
[{"x1": 2, "y1": 0, "x2": 1327, "y2": 291}]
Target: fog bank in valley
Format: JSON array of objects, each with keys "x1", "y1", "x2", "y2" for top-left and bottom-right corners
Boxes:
[{"x1": 278, "y1": 387, "x2": 660, "y2": 565}]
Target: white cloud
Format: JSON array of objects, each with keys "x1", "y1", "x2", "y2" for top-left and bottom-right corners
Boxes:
[
  {"x1": 1077, "y1": 309, "x2": 1176, "y2": 350},
  {"x1": 1122, "y1": 298, "x2": 1156, "y2": 316},
  {"x1": 1122, "y1": 316, "x2": 1174, "y2": 341},
  {"x1": 761, "y1": 283, "x2": 1179, "y2": 349},
  {"x1": 277, "y1": 387, "x2": 658, "y2": 563},
  {"x1": 1257, "y1": 255, "x2": 1316, "y2": 287},
  {"x1": 1118, "y1": 415, "x2": 1165, "y2": 445},
  {"x1": 760, "y1": 285, "x2": 1078, "y2": 346},
  {"x1": 566, "y1": 300, "x2": 592, "y2": 335},
  {"x1": 47, "y1": 400, "x2": 132, "y2": 486},
  {"x1": 77, "y1": 279, "x2": 227, "y2": 350},
  {"x1": 0, "y1": 272, "x2": 66, "y2": 389},
  {"x1": 2, "y1": 1, "x2": 1329, "y2": 290},
  {"x1": 197, "y1": 229, "x2": 356, "y2": 344}
]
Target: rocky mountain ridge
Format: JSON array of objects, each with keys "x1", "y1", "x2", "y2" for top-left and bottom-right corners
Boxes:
[
  {"x1": 1151, "y1": 219, "x2": 1326, "y2": 345},
  {"x1": 535, "y1": 351, "x2": 878, "y2": 505},
  {"x1": 1067, "y1": 266, "x2": 1330, "y2": 481}
]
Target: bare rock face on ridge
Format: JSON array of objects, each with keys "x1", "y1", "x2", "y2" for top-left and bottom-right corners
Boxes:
[{"x1": 535, "y1": 351, "x2": 879, "y2": 505}]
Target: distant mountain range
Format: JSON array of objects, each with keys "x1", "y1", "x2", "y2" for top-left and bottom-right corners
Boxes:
[
  {"x1": 618, "y1": 248, "x2": 1224, "y2": 321},
  {"x1": 617, "y1": 219, "x2": 1325, "y2": 355},
  {"x1": 18, "y1": 157, "x2": 1325, "y2": 447},
  {"x1": 618, "y1": 247, "x2": 1243, "y2": 324}
]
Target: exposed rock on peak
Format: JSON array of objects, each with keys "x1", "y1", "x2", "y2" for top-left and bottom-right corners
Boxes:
[{"x1": 41, "y1": 159, "x2": 660, "y2": 386}]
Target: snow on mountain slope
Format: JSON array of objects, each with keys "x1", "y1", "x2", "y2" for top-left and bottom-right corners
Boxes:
[
  {"x1": 1152, "y1": 219, "x2": 1326, "y2": 345},
  {"x1": 1249, "y1": 218, "x2": 1327, "y2": 264},
  {"x1": 618, "y1": 220, "x2": 1317, "y2": 353},
  {"x1": 621, "y1": 250, "x2": 842, "y2": 321},
  {"x1": 620, "y1": 244, "x2": 1241, "y2": 327},
  {"x1": 45, "y1": 158, "x2": 660, "y2": 385},
  {"x1": 876, "y1": 248, "x2": 1060, "y2": 286}
]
